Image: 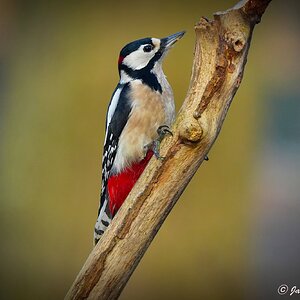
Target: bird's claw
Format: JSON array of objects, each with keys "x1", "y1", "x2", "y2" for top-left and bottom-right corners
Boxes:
[
  {"x1": 152, "y1": 125, "x2": 173, "y2": 160},
  {"x1": 157, "y1": 125, "x2": 173, "y2": 140}
]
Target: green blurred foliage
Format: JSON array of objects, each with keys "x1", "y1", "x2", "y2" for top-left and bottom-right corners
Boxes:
[{"x1": 0, "y1": 0, "x2": 299, "y2": 299}]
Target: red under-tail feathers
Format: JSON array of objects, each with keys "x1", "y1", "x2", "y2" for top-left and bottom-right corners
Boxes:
[{"x1": 107, "y1": 150, "x2": 153, "y2": 216}]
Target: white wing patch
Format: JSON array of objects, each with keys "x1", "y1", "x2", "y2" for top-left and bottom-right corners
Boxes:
[{"x1": 106, "y1": 87, "x2": 122, "y2": 130}]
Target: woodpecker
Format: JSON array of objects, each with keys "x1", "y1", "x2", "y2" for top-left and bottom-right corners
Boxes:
[{"x1": 94, "y1": 31, "x2": 185, "y2": 244}]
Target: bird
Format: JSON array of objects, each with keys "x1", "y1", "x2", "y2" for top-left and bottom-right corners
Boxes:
[{"x1": 94, "y1": 31, "x2": 185, "y2": 244}]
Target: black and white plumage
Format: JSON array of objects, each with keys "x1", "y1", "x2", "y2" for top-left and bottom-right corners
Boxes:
[
  {"x1": 94, "y1": 83, "x2": 132, "y2": 238},
  {"x1": 94, "y1": 31, "x2": 185, "y2": 244}
]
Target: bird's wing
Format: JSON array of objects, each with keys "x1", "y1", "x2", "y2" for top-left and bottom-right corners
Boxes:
[{"x1": 94, "y1": 83, "x2": 132, "y2": 243}]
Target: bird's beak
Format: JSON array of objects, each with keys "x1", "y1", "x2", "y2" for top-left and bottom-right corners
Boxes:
[{"x1": 160, "y1": 31, "x2": 185, "y2": 51}]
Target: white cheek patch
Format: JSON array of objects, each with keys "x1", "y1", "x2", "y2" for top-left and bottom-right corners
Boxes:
[{"x1": 123, "y1": 45, "x2": 155, "y2": 70}]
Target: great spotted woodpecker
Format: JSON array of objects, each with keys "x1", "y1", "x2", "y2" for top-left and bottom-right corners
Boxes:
[{"x1": 94, "y1": 31, "x2": 185, "y2": 244}]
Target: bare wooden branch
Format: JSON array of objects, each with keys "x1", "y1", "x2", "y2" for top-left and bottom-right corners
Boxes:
[{"x1": 66, "y1": 0, "x2": 271, "y2": 299}]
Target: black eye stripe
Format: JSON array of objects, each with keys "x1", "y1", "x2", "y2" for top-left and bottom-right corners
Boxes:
[{"x1": 143, "y1": 44, "x2": 154, "y2": 52}]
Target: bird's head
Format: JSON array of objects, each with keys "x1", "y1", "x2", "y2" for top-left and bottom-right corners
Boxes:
[{"x1": 118, "y1": 31, "x2": 185, "y2": 83}]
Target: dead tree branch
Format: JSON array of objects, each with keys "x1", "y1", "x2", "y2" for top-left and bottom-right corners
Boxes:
[{"x1": 66, "y1": 0, "x2": 272, "y2": 299}]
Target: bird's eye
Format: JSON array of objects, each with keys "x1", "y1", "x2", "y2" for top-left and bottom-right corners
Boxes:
[{"x1": 143, "y1": 45, "x2": 154, "y2": 52}]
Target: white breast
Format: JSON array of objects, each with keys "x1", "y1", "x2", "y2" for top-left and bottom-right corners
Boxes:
[
  {"x1": 112, "y1": 67, "x2": 175, "y2": 174},
  {"x1": 152, "y1": 62, "x2": 175, "y2": 126}
]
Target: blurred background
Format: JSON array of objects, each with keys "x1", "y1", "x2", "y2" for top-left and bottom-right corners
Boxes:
[{"x1": 0, "y1": 0, "x2": 299, "y2": 299}]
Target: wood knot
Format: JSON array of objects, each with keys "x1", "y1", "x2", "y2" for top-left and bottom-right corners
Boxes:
[
  {"x1": 224, "y1": 31, "x2": 246, "y2": 52},
  {"x1": 179, "y1": 117, "x2": 203, "y2": 143}
]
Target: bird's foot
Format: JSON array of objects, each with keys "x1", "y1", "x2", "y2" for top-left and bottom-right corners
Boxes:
[
  {"x1": 157, "y1": 125, "x2": 173, "y2": 141},
  {"x1": 153, "y1": 125, "x2": 173, "y2": 160}
]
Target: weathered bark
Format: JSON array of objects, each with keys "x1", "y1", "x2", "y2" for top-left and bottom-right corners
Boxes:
[{"x1": 66, "y1": 0, "x2": 271, "y2": 299}]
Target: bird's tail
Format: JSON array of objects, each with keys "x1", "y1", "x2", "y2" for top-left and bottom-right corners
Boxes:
[
  {"x1": 94, "y1": 150, "x2": 154, "y2": 245},
  {"x1": 94, "y1": 194, "x2": 112, "y2": 245}
]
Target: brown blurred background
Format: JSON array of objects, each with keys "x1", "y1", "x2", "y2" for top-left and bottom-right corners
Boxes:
[{"x1": 0, "y1": 0, "x2": 300, "y2": 299}]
